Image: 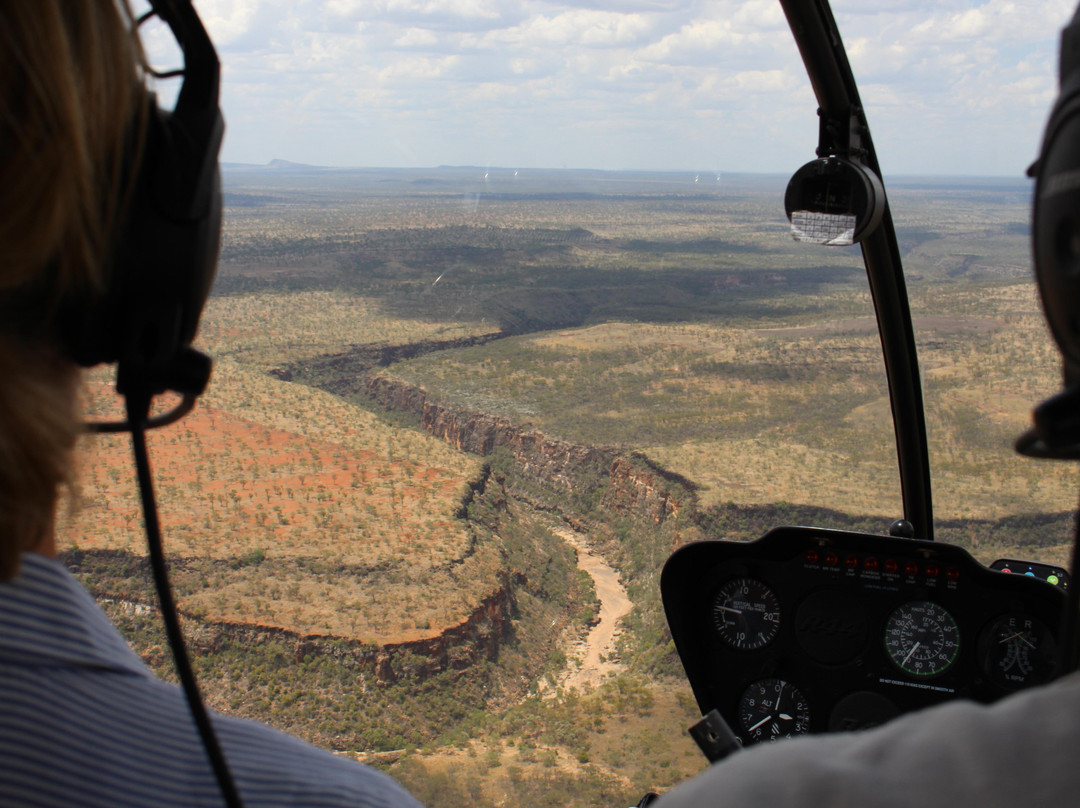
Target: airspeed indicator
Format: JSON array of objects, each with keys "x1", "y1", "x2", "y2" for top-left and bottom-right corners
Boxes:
[{"x1": 884, "y1": 600, "x2": 960, "y2": 678}]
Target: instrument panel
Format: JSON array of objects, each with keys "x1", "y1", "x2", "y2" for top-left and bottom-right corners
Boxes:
[{"x1": 662, "y1": 527, "x2": 1068, "y2": 746}]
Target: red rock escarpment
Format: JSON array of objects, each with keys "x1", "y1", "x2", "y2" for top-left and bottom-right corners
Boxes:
[
  {"x1": 175, "y1": 573, "x2": 522, "y2": 685},
  {"x1": 364, "y1": 374, "x2": 697, "y2": 526}
]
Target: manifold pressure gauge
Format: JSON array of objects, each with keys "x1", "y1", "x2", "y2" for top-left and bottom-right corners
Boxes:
[
  {"x1": 712, "y1": 577, "x2": 781, "y2": 650},
  {"x1": 884, "y1": 600, "x2": 960, "y2": 678}
]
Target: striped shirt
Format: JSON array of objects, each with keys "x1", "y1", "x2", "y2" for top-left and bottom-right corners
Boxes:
[{"x1": 0, "y1": 553, "x2": 423, "y2": 808}]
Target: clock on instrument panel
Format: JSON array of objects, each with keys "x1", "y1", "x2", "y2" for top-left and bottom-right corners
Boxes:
[{"x1": 712, "y1": 577, "x2": 781, "y2": 650}]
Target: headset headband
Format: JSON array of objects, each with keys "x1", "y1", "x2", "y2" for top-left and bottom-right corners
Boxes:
[{"x1": 66, "y1": 0, "x2": 224, "y2": 402}]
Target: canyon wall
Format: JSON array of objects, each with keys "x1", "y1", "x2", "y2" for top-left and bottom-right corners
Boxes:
[
  {"x1": 364, "y1": 374, "x2": 698, "y2": 526},
  {"x1": 106, "y1": 572, "x2": 522, "y2": 686},
  {"x1": 137, "y1": 359, "x2": 700, "y2": 686}
]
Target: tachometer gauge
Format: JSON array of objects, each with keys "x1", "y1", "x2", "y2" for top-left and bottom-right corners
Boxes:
[
  {"x1": 883, "y1": 600, "x2": 960, "y2": 678},
  {"x1": 979, "y1": 613, "x2": 1056, "y2": 689},
  {"x1": 712, "y1": 578, "x2": 781, "y2": 650},
  {"x1": 738, "y1": 678, "x2": 811, "y2": 742}
]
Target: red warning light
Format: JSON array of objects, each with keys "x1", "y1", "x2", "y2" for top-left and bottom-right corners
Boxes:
[
  {"x1": 845, "y1": 556, "x2": 859, "y2": 569},
  {"x1": 904, "y1": 562, "x2": 918, "y2": 576},
  {"x1": 825, "y1": 552, "x2": 839, "y2": 566},
  {"x1": 864, "y1": 557, "x2": 880, "y2": 571},
  {"x1": 884, "y1": 559, "x2": 898, "y2": 574},
  {"x1": 925, "y1": 564, "x2": 940, "y2": 577},
  {"x1": 947, "y1": 567, "x2": 960, "y2": 581},
  {"x1": 805, "y1": 550, "x2": 820, "y2": 563}
]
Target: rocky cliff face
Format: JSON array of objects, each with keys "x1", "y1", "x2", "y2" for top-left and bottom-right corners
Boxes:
[
  {"x1": 176, "y1": 573, "x2": 523, "y2": 685},
  {"x1": 370, "y1": 574, "x2": 524, "y2": 683},
  {"x1": 240, "y1": 362, "x2": 700, "y2": 685},
  {"x1": 603, "y1": 455, "x2": 687, "y2": 524},
  {"x1": 364, "y1": 374, "x2": 698, "y2": 526}
]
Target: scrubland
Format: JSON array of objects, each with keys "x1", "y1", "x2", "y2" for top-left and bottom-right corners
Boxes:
[
  {"x1": 66, "y1": 292, "x2": 491, "y2": 642},
  {"x1": 61, "y1": 168, "x2": 1076, "y2": 806}
]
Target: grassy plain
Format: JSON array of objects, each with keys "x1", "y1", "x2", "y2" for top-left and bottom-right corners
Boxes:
[
  {"x1": 388, "y1": 284, "x2": 1071, "y2": 527},
  {"x1": 355, "y1": 173, "x2": 1072, "y2": 540},
  {"x1": 62, "y1": 166, "x2": 1079, "y2": 805}
]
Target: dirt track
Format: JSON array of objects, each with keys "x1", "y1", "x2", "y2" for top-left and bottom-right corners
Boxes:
[{"x1": 550, "y1": 526, "x2": 633, "y2": 692}]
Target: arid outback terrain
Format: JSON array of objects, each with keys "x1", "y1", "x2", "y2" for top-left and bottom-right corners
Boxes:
[{"x1": 59, "y1": 167, "x2": 1076, "y2": 807}]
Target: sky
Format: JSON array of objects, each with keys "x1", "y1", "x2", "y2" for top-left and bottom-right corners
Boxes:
[{"x1": 146, "y1": 0, "x2": 1078, "y2": 176}]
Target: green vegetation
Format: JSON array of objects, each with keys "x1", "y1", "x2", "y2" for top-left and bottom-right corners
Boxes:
[
  {"x1": 71, "y1": 470, "x2": 592, "y2": 756},
  {"x1": 61, "y1": 167, "x2": 1078, "y2": 806}
]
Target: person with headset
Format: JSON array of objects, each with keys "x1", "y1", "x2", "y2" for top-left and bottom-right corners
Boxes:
[
  {"x1": 0, "y1": 2, "x2": 422, "y2": 806},
  {"x1": 6, "y1": 2, "x2": 1080, "y2": 808}
]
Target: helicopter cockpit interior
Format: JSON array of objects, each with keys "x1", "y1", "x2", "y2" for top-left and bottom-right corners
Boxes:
[
  {"x1": 660, "y1": 0, "x2": 1080, "y2": 761},
  {"x1": 28, "y1": 1, "x2": 1080, "y2": 807}
]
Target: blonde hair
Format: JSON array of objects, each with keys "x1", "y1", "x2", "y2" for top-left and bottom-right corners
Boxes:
[{"x1": 0, "y1": 0, "x2": 148, "y2": 580}]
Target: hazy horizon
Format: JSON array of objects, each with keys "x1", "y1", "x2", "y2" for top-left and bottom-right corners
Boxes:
[
  {"x1": 145, "y1": 0, "x2": 1075, "y2": 179},
  {"x1": 221, "y1": 160, "x2": 1035, "y2": 183}
]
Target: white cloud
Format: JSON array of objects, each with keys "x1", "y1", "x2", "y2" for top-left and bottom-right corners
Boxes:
[
  {"x1": 383, "y1": 0, "x2": 504, "y2": 21},
  {"x1": 194, "y1": 0, "x2": 261, "y2": 44},
  {"x1": 478, "y1": 10, "x2": 654, "y2": 48},
  {"x1": 394, "y1": 27, "x2": 441, "y2": 47},
  {"x1": 202, "y1": 0, "x2": 1075, "y2": 174},
  {"x1": 905, "y1": 0, "x2": 1073, "y2": 43},
  {"x1": 509, "y1": 57, "x2": 536, "y2": 74},
  {"x1": 732, "y1": 0, "x2": 787, "y2": 29},
  {"x1": 732, "y1": 68, "x2": 794, "y2": 93},
  {"x1": 379, "y1": 54, "x2": 461, "y2": 80},
  {"x1": 640, "y1": 19, "x2": 747, "y2": 60}
]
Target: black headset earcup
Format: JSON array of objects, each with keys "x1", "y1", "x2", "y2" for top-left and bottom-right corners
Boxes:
[
  {"x1": 62, "y1": 0, "x2": 223, "y2": 398},
  {"x1": 64, "y1": 104, "x2": 222, "y2": 373},
  {"x1": 1016, "y1": 6, "x2": 1080, "y2": 458},
  {"x1": 1032, "y1": 7, "x2": 1080, "y2": 376},
  {"x1": 1032, "y1": 87, "x2": 1080, "y2": 375}
]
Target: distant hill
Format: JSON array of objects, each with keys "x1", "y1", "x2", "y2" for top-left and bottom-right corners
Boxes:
[{"x1": 222, "y1": 159, "x2": 328, "y2": 173}]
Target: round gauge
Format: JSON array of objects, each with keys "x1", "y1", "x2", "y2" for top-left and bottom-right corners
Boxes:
[
  {"x1": 883, "y1": 600, "x2": 960, "y2": 678},
  {"x1": 979, "y1": 613, "x2": 1056, "y2": 689},
  {"x1": 738, "y1": 678, "x2": 811, "y2": 743},
  {"x1": 712, "y1": 577, "x2": 781, "y2": 650}
]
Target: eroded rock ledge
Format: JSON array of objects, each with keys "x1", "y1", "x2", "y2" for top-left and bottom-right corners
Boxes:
[
  {"x1": 101, "y1": 572, "x2": 523, "y2": 686},
  {"x1": 364, "y1": 374, "x2": 697, "y2": 526},
  {"x1": 247, "y1": 352, "x2": 702, "y2": 683}
]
